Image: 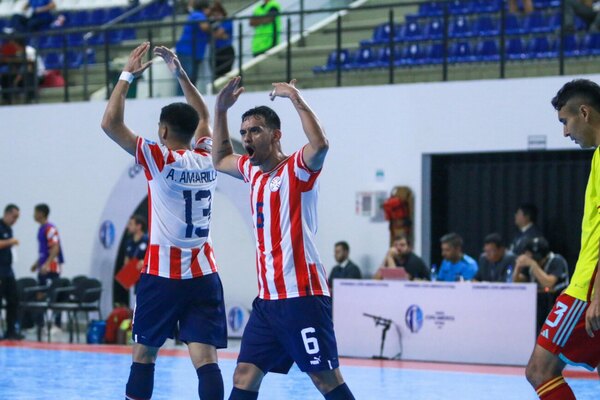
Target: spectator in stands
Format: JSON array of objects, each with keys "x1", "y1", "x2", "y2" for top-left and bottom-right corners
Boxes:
[
  {"x1": 473, "y1": 233, "x2": 516, "y2": 282},
  {"x1": 374, "y1": 234, "x2": 430, "y2": 280},
  {"x1": 0, "y1": 204, "x2": 23, "y2": 340},
  {"x1": 0, "y1": 38, "x2": 45, "y2": 105},
  {"x1": 512, "y1": 236, "x2": 569, "y2": 332},
  {"x1": 31, "y1": 203, "x2": 64, "y2": 333},
  {"x1": 510, "y1": 203, "x2": 543, "y2": 255},
  {"x1": 437, "y1": 232, "x2": 478, "y2": 282},
  {"x1": 508, "y1": 0, "x2": 533, "y2": 15},
  {"x1": 564, "y1": 0, "x2": 600, "y2": 33},
  {"x1": 211, "y1": 1, "x2": 235, "y2": 78},
  {"x1": 8, "y1": 0, "x2": 56, "y2": 34},
  {"x1": 176, "y1": 0, "x2": 213, "y2": 94},
  {"x1": 250, "y1": 0, "x2": 281, "y2": 57},
  {"x1": 328, "y1": 241, "x2": 361, "y2": 290}
]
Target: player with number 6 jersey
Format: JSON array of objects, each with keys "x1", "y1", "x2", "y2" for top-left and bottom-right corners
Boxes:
[
  {"x1": 101, "y1": 43, "x2": 226, "y2": 400},
  {"x1": 525, "y1": 79, "x2": 600, "y2": 400},
  {"x1": 213, "y1": 77, "x2": 355, "y2": 400}
]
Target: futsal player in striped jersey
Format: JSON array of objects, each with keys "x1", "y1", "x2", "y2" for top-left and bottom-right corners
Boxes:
[
  {"x1": 213, "y1": 77, "x2": 355, "y2": 400},
  {"x1": 101, "y1": 43, "x2": 226, "y2": 400},
  {"x1": 526, "y1": 79, "x2": 600, "y2": 399}
]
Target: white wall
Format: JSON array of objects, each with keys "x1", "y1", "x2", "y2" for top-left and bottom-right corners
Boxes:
[{"x1": 1, "y1": 73, "x2": 593, "y2": 310}]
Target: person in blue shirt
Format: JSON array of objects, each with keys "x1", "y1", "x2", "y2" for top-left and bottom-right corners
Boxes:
[
  {"x1": 176, "y1": 0, "x2": 212, "y2": 94},
  {"x1": 9, "y1": 0, "x2": 56, "y2": 33},
  {"x1": 437, "y1": 232, "x2": 478, "y2": 282},
  {"x1": 211, "y1": 2, "x2": 235, "y2": 78}
]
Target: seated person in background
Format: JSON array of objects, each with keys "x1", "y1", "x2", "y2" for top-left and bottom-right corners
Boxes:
[
  {"x1": 328, "y1": 241, "x2": 361, "y2": 290},
  {"x1": 513, "y1": 236, "x2": 569, "y2": 332},
  {"x1": 564, "y1": 0, "x2": 600, "y2": 33},
  {"x1": 508, "y1": 0, "x2": 533, "y2": 14},
  {"x1": 510, "y1": 203, "x2": 543, "y2": 255},
  {"x1": 473, "y1": 233, "x2": 516, "y2": 282},
  {"x1": 437, "y1": 232, "x2": 478, "y2": 282},
  {"x1": 374, "y1": 234, "x2": 430, "y2": 280},
  {"x1": 9, "y1": 0, "x2": 56, "y2": 34},
  {"x1": 513, "y1": 237, "x2": 569, "y2": 292}
]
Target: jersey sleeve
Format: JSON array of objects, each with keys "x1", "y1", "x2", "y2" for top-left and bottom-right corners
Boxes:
[
  {"x1": 45, "y1": 226, "x2": 59, "y2": 247},
  {"x1": 291, "y1": 147, "x2": 321, "y2": 191},
  {"x1": 194, "y1": 137, "x2": 213, "y2": 155},
  {"x1": 136, "y1": 136, "x2": 167, "y2": 180},
  {"x1": 238, "y1": 154, "x2": 251, "y2": 183}
]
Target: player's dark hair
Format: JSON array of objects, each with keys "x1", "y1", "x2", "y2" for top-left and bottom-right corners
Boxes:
[
  {"x1": 4, "y1": 204, "x2": 19, "y2": 214},
  {"x1": 551, "y1": 79, "x2": 600, "y2": 113},
  {"x1": 517, "y1": 203, "x2": 538, "y2": 223},
  {"x1": 394, "y1": 233, "x2": 411, "y2": 247},
  {"x1": 34, "y1": 203, "x2": 50, "y2": 218},
  {"x1": 440, "y1": 232, "x2": 463, "y2": 249},
  {"x1": 159, "y1": 102, "x2": 199, "y2": 142},
  {"x1": 241, "y1": 106, "x2": 281, "y2": 130},
  {"x1": 335, "y1": 241, "x2": 349, "y2": 252},
  {"x1": 524, "y1": 237, "x2": 550, "y2": 262},
  {"x1": 483, "y1": 233, "x2": 504, "y2": 248},
  {"x1": 130, "y1": 214, "x2": 147, "y2": 232}
]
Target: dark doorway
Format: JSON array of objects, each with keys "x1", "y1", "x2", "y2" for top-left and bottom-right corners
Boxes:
[
  {"x1": 424, "y1": 150, "x2": 593, "y2": 274},
  {"x1": 113, "y1": 197, "x2": 149, "y2": 307}
]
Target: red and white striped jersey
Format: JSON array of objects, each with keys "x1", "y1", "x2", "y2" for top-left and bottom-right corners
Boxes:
[
  {"x1": 136, "y1": 136, "x2": 218, "y2": 279},
  {"x1": 237, "y1": 147, "x2": 330, "y2": 300}
]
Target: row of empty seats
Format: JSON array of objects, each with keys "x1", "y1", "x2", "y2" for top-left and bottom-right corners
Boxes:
[
  {"x1": 414, "y1": 0, "x2": 560, "y2": 17},
  {"x1": 315, "y1": 33, "x2": 600, "y2": 71}
]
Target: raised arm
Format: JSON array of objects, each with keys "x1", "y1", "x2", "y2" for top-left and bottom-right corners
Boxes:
[
  {"x1": 154, "y1": 46, "x2": 210, "y2": 143},
  {"x1": 270, "y1": 79, "x2": 329, "y2": 171},
  {"x1": 100, "y1": 42, "x2": 152, "y2": 155},
  {"x1": 213, "y1": 77, "x2": 245, "y2": 178}
]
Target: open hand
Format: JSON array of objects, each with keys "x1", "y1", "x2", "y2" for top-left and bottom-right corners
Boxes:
[
  {"x1": 124, "y1": 42, "x2": 153, "y2": 78},
  {"x1": 586, "y1": 298, "x2": 600, "y2": 337},
  {"x1": 216, "y1": 76, "x2": 245, "y2": 112},
  {"x1": 154, "y1": 46, "x2": 183, "y2": 77},
  {"x1": 270, "y1": 79, "x2": 299, "y2": 101}
]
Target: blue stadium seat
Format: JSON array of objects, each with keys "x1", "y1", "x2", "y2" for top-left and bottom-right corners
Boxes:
[
  {"x1": 44, "y1": 53, "x2": 62, "y2": 70},
  {"x1": 527, "y1": 36, "x2": 555, "y2": 58},
  {"x1": 375, "y1": 46, "x2": 400, "y2": 67},
  {"x1": 400, "y1": 43, "x2": 425, "y2": 66},
  {"x1": 448, "y1": 0, "x2": 474, "y2": 15},
  {"x1": 504, "y1": 14, "x2": 525, "y2": 35},
  {"x1": 476, "y1": 39, "x2": 500, "y2": 62},
  {"x1": 547, "y1": 12, "x2": 561, "y2": 32},
  {"x1": 475, "y1": 15, "x2": 499, "y2": 36},
  {"x1": 533, "y1": 0, "x2": 561, "y2": 8},
  {"x1": 67, "y1": 33, "x2": 84, "y2": 47},
  {"x1": 449, "y1": 41, "x2": 476, "y2": 63},
  {"x1": 83, "y1": 48, "x2": 97, "y2": 64},
  {"x1": 506, "y1": 37, "x2": 528, "y2": 60},
  {"x1": 425, "y1": 19, "x2": 444, "y2": 40},
  {"x1": 90, "y1": 9, "x2": 109, "y2": 25},
  {"x1": 581, "y1": 33, "x2": 600, "y2": 56},
  {"x1": 473, "y1": 0, "x2": 502, "y2": 13},
  {"x1": 425, "y1": 42, "x2": 444, "y2": 64},
  {"x1": 119, "y1": 28, "x2": 136, "y2": 41},
  {"x1": 449, "y1": 16, "x2": 473, "y2": 38},
  {"x1": 107, "y1": 7, "x2": 124, "y2": 23},
  {"x1": 347, "y1": 47, "x2": 377, "y2": 70},
  {"x1": 62, "y1": 51, "x2": 83, "y2": 69},
  {"x1": 523, "y1": 11, "x2": 551, "y2": 34},
  {"x1": 313, "y1": 49, "x2": 351, "y2": 73},
  {"x1": 38, "y1": 35, "x2": 64, "y2": 49},
  {"x1": 553, "y1": 34, "x2": 580, "y2": 57},
  {"x1": 360, "y1": 23, "x2": 399, "y2": 46},
  {"x1": 400, "y1": 20, "x2": 424, "y2": 41},
  {"x1": 418, "y1": 1, "x2": 445, "y2": 17}
]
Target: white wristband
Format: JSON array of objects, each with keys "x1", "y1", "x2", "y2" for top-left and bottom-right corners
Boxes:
[{"x1": 119, "y1": 71, "x2": 134, "y2": 84}]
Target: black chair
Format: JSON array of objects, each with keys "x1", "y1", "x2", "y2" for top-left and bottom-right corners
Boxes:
[
  {"x1": 19, "y1": 277, "x2": 72, "y2": 342},
  {"x1": 49, "y1": 277, "x2": 102, "y2": 343}
]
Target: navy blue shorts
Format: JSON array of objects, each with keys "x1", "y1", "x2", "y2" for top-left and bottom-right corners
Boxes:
[
  {"x1": 238, "y1": 296, "x2": 340, "y2": 374},
  {"x1": 132, "y1": 273, "x2": 227, "y2": 348}
]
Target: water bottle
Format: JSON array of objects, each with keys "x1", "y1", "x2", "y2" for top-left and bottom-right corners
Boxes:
[
  {"x1": 505, "y1": 265, "x2": 514, "y2": 283},
  {"x1": 431, "y1": 264, "x2": 437, "y2": 282}
]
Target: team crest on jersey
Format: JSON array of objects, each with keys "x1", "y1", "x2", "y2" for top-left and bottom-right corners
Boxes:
[{"x1": 269, "y1": 176, "x2": 282, "y2": 192}]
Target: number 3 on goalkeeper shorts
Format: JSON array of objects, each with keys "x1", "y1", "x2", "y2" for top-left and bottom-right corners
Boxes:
[
  {"x1": 545, "y1": 301, "x2": 568, "y2": 328},
  {"x1": 301, "y1": 327, "x2": 320, "y2": 355}
]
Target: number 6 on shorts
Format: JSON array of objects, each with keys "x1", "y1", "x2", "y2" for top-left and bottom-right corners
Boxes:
[{"x1": 301, "y1": 327, "x2": 320, "y2": 355}]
